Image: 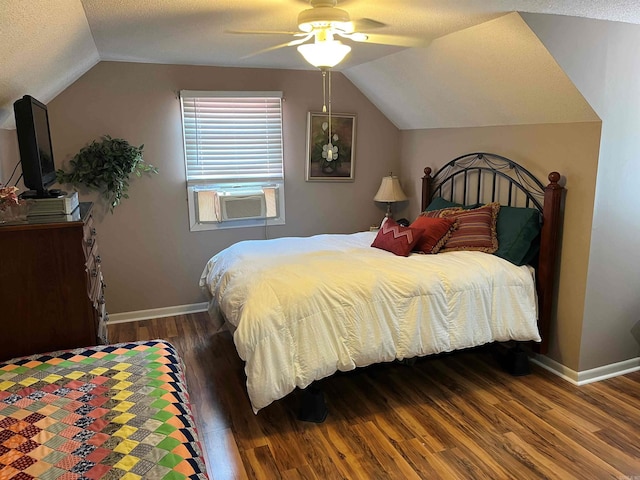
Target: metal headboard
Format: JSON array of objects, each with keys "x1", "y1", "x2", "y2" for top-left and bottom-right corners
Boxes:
[
  {"x1": 421, "y1": 152, "x2": 565, "y2": 355},
  {"x1": 422, "y1": 152, "x2": 546, "y2": 212}
]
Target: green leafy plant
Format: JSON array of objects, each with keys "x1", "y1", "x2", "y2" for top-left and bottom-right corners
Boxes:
[{"x1": 56, "y1": 135, "x2": 158, "y2": 211}]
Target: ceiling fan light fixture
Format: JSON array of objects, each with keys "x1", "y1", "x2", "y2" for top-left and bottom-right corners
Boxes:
[
  {"x1": 297, "y1": 40, "x2": 351, "y2": 68},
  {"x1": 298, "y1": 6, "x2": 351, "y2": 33}
]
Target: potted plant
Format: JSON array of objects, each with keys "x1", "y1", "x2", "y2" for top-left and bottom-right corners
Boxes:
[{"x1": 57, "y1": 135, "x2": 158, "y2": 211}]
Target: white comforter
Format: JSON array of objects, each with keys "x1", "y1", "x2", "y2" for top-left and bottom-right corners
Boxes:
[{"x1": 200, "y1": 231, "x2": 540, "y2": 413}]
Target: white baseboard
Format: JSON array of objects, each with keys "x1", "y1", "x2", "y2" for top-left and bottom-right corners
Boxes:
[
  {"x1": 531, "y1": 354, "x2": 640, "y2": 385},
  {"x1": 107, "y1": 303, "x2": 209, "y2": 324}
]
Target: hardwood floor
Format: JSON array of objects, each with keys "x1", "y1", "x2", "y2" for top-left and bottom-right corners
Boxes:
[{"x1": 109, "y1": 313, "x2": 640, "y2": 480}]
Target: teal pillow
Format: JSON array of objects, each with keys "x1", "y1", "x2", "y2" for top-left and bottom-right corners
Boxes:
[
  {"x1": 424, "y1": 197, "x2": 460, "y2": 211},
  {"x1": 424, "y1": 198, "x2": 481, "y2": 211},
  {"x1": 494, "y1": 206, "x2": 541, "y2": 266}
]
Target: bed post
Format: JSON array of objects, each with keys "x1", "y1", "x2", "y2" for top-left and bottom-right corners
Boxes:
[
  {"x1": 535, "y1": 172, "x2": 564, "y2": 354},
  {"x1": 422, "y1": 167, "x2": 433, "y2": 211}
]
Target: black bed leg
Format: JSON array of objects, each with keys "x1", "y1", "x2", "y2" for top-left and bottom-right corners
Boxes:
[
  {"x1": 493, "y1": 343, "x2": 531, "y2": 376},
  {"x1": 505, "y1": 343, "x2": 531, "y2": 376},
  {"x1": 298, "y1": 383, "x2": 328, "y2": 423}
]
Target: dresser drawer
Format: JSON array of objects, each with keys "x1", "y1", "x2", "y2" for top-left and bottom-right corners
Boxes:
[
  {"x1": 97, "y1": 305, "x2": 109, "y2": 344},
  {"x1": 83, "y1": 214, "x2": 98, "y2": 259},
  {"x1": 88, "y1": 267, "x2": 101, "y2": 303},
  {"x1": 85, "y1": 245, "x2": 102, "y2": 298}
]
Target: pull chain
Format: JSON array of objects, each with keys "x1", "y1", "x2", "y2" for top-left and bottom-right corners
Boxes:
[
  {"x1": 328, "y1": 69, "x2": 332, "y2": 145},
  {"x1": 320, "y1": 68, "x2": 335, "y2": 166},
  {"x1": 322, "y1": 69, "x2": 327, "y2": 113}
]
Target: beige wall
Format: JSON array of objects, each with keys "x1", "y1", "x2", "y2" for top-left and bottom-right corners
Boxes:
[
  {"x1": 524, "y1": 15, "x2": 640, "y2": 371},
  {"x1": 25, "y1": 62, "x2": 401, "y2": 314},
  {"x1": 399, "y1": 122, "x2": 601, "y2": 370},
  {"x1": 0, "y1": 59, "x2": 615, "y2": 373},
  {"x1": 0, "y1": 129, "x2": 18, "y2": 186}
]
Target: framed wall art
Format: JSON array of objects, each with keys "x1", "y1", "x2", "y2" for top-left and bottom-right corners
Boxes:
[{"x1": 305, "y1": 112, "x2": 356, "y2": 182}]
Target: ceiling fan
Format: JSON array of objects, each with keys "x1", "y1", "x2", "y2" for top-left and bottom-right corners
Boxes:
[{"x1": 229, "y1": 0, "x2": 424, "y2": 68}]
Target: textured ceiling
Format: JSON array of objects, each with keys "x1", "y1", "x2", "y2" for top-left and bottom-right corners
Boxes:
[
  {"x1": 1, "y1": 0, "x2": 636, "y2": 129},
  {"x1": 345, "y1": 13, "x2": 599, "y2": 129},
  {"x1": 81, "y1": 0, "x2": 640, "y2": 69},
  {"x1": 0, "y1": 0, "x2": 99, "y2": 128}
]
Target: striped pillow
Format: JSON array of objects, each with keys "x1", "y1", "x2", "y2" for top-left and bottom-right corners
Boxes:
[{"x1": 423, "y1": 202, "x2": 500, "y2": 253}]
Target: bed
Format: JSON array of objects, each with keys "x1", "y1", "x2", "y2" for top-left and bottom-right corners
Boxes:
[
  {"x1": 0, "y1": 340, "x2": 208, "y2": 479},
  {"x1": 200, "y1": 152, "x2": 564, "y2": 416}
]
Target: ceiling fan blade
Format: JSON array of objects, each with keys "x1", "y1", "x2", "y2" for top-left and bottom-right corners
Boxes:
[
  {"x1": 241, "y1": 34, "x2": 313, "y2": 59},
  {"x1": 288, "y1": 35, "x2": 314, "y2": 47},
  {"x1": 226, "y1": 29, "x2": 303, "y2": 36},
  {"x1": 356, "y1": 33, "x2": 427, "y2": 48},
  {"x1": 241, "y1": 41, "x2": 292, "y2": 59},
  {"x1": 349, "y1": 18, "x2": 387, "y2": 31}
]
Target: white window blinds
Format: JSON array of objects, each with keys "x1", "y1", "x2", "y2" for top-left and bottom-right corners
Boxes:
[{"x1": 181, "y1": 91, "x2": 284, "y2": 183}]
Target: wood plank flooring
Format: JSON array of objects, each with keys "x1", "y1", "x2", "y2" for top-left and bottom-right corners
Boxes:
[{"x1": 109, "y1": 313, "x2": 640, "y2": 480}]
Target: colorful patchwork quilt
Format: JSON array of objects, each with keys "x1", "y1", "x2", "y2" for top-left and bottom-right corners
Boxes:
[{"x1": 0, "y1": 341, "x2": 208, "y2": 480}]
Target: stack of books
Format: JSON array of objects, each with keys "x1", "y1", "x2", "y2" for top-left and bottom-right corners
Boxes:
[{"x1": 27, "y1": 191, "x2": 80, "y2": 221}]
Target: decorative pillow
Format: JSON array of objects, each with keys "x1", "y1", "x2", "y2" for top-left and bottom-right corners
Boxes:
[
  {"x1": 371, "y1": 217, "x2": 422, "y2": 256},
  {"x1": 434, "y1": 202, "x2": 500, "y2": 253},
  {"x1": 494, "y1": 206, "x2": 541, "y2": 265},
  {"x1": 410, "y1": 216, "x2": 457, "y2": 254}
]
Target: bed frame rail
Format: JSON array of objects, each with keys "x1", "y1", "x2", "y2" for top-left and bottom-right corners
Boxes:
[{"x1": 421, "y1": 152, "x2": 564, "y2": 354}]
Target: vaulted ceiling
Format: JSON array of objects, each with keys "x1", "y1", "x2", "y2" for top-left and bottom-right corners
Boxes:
[{"x1": 2, "y1": 0, "x2": 637, "y2": 130}]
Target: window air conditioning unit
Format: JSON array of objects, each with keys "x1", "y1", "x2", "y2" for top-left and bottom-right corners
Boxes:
[
  {"x1": 219, "y1": 193, "x2": 267, "y2": 221},
  {"x1": 194, "y1": 186, "x2": 279, "y2": 223}
]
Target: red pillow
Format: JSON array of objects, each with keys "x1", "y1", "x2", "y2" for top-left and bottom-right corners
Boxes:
[
  {"x1": 371, "y1": 218, "x2": 421, "y2": 256},
  {"x1": 410, "y1": 216, "x2": 457, "y2": 254}
]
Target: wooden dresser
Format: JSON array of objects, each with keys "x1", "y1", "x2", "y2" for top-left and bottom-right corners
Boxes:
[{"x1": 0, "y1": 202, "x2": 108, "y2": 361}]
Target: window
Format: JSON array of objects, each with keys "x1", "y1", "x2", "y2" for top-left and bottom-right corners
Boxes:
[{"x1": 180, "y1": 90, "x2": 285, "y2": 231}]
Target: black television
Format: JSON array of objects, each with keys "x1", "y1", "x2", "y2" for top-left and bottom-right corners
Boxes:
[{"x1": 14, "y1": 95, "x2": 60, "y2": 198}]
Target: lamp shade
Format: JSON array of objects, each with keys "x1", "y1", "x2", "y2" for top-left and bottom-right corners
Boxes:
[
  {"x1": 297, "y1": 41, "x2": 351, "y2": 68},
  {"x1": 374, "y1": 176, "x2": 408, "y2": 203}
]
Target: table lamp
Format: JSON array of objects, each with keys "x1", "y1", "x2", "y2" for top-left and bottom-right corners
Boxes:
[{"x1": 374, "y1": 174, "x2": 408, "y2": 225}]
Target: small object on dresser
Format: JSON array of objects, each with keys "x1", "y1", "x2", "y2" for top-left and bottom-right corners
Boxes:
[
  {"x1": 0, "y1": 202, "x2": 30, "y2": 224},
  {"x1": 0, "y1": 186, "x2": 29, "y2": 223},
  {"x1": 28, "y1": 206, "x2": 81, "y2": 223},
  {"x1": 26, "y1": 190, "x2": 79, "y2": 216}
]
